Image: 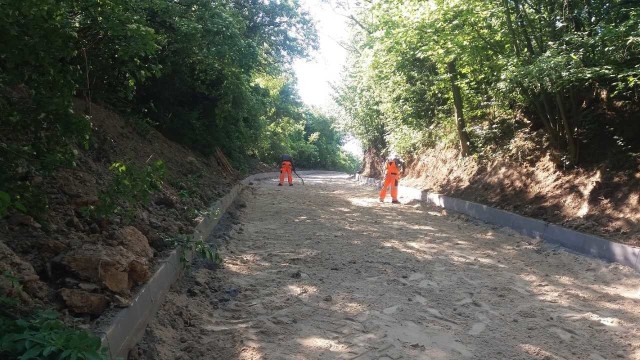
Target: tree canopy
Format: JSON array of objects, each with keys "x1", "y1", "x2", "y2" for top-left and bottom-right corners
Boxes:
[
  {"x1": 335, "y1": 0, "x2": 640, "y2": 166},
  {"x1": 0, "y1": 0, "x2": 358, "y2": 216}
]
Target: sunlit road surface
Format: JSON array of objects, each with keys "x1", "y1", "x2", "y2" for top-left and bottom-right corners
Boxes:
[{"x1": 144, "y1": 173, "x2": 640, "y2": 360}]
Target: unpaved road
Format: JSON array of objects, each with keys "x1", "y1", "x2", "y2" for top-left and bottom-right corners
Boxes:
[{"x1": 138, "y1": 173, "x2": 640, "y2": 359}]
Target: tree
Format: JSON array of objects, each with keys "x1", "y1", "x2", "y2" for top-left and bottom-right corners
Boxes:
[{"x1": 335, "y1": 0, "x2": 640, "y2": 166}]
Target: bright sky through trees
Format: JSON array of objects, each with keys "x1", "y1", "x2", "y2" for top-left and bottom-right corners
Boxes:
[
  {"x1": 293, "y1": 1, "x2": 363, "y2": 157},
  {"x1": 293, "y1": 1, "x2": 348, "y2": 108}
]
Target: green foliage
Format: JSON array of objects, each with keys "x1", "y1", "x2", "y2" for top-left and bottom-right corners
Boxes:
[
  {"x1": 126, "y1": 115, "x2": 156, "y2": 138},
  {"x1": 167, "y1": 234, "x2": 222, "y2": 267},
  {"x1": 2, "y1": 0, "x2": 357, "y2": 221},
  {"x1": 0, "y1": 0, "x2": 92, "y2": 218},
  {"x1": 71, "y1": 0, "x2": 161, "y2": 106},
  {"x1": 1, "y1": 271, "x2": 106, "y2": 360},
  {"x1": 91, "y1": 160, "x2": 165, "y2": 220},
  {"x1": 132, "y1": 0, "x2": 318, "y2": 164},
  {"x1": 0, "y1": 308, "x2": 107, "y2": 360},
  {"x1": 166, "y1": 204, "x2": 222, "y2": 266},
  {"x1": 249, "y1": 75, "x2": 358, "y2": 171},
  {"x1": 0, "y1": 192, "x2": 11, "y2": 217},
  {"x1": 336, "y1": 151, "x2": 362, "y2": 174},
  {"x1": 171, "y1": 171, "x2": 204, "y2": 200},
  {"x1": 193, "y1": 238, "x2": 222, "y2": 265},
  {"x1": 2, "y1": 270, "x2": 21, "y2": 291},
  {"x1": 0, "y1": 180, "x2": 49, "y2": 220},
  {"x1": 335, "y1": 0, "x2": 640, "y2": 166}
]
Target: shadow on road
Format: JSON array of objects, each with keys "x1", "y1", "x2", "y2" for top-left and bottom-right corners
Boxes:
[{"x1": 138, "y1": 173, "x2": 640, "y2": 360}]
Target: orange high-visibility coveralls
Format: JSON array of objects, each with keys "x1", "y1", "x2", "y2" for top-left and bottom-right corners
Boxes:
[
  {"x1": 279, "y1": 160, "x2": 293, "y2": 185},
  {"x1": 379, "y1": 160, "x2": 400, "y2": 202}
]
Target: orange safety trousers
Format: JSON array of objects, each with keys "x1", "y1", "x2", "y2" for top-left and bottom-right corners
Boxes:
[
  {"x1": 279, "y1": 161, "x2": 293, "y2": 185},
  {"x1": 379, "y1": 161, "x2": 400, "y2": 201}
]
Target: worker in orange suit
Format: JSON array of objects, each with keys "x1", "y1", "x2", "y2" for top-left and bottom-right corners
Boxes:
[
  {"x1": 379, "y1": 154, "x2": 405, "y2": 203},
  {"x1": 279, "y1": 154, "x2": 295, "y2": 186}
]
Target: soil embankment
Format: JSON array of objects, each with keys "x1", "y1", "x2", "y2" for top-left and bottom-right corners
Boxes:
[
  {"x1": 0, "y1": 101, "x2": 238, "y2": 319},
  {"x1": 362, "y1": 140, "x2": 640, "y2": 247}
]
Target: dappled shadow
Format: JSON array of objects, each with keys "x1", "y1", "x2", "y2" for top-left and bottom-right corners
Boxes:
[
  {"x1": 403, "y1": 147, "x2": 640, "y2": 247},
  {"x1": 140, "y1": 173, "x2": 640, "y2": 359}
]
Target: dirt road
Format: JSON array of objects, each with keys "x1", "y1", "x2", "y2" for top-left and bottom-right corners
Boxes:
[{"x1": 138, "y1": 173, "x2": 640, "y2": 359}]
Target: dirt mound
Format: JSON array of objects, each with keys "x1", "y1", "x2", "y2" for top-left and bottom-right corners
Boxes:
[
  {"x1": 361, "y1": 133, "x2": 640, "y2": 246},
  {"x1": 0, "y1": 101, "x2": 238, "y2": 319}
]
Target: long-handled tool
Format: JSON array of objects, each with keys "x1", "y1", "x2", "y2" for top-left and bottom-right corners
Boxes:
[{"x1": 293, "y1": 169, "x2": 305, "y2": 185}]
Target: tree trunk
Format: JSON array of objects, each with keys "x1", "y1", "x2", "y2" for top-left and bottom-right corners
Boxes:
[
  {"x1": 555, "y1": 92, "x2": 577, "y2": 164},
  {"x1": 503, "y1": 0, "x2": 522, "y2": 57},
  {"x1": 513, "y1": 0, "x2": 536, "y2": 57},
  {"x1": 540, "y1": 94, "x2": 558, "y2": 133},
  {"x1": 447, "y1": 60, "x2": 472, "y2": 157},
  {"x1": 82, "y1": 48, "x2": 92, "y2": 116},
  {"x1": 531, "y1": 96, "x2": 559, "y2": 148},
  {"x1": 569, "y1": 89, "x2": 581, "y2": 163}
]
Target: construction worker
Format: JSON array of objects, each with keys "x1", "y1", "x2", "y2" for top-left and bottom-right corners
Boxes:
[
  {"x1": 279, "y1": 154, "x2": 295, "y2": 186},
  {"x1": 379, "y1": 154, "x2": 405, "y2": 203}
]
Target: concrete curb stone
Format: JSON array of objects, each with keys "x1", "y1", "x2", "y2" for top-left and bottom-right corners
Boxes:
[
  {"x1": 355, "y1": 174, "x2": 640, "y2": 272},
  {"x1": 100, "y1": 171, "x2": 308, "y2": 359}
]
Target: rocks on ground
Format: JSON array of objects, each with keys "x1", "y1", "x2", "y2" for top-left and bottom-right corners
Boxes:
[
  {"x1": 0, "y1": 101, "x2": 236, "y2": 319},
  {"x1": 60, "y1": 288, "x2": 110, "y2": 315}
]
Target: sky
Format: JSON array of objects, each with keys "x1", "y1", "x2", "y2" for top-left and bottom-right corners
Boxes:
[
  {"x1": 293, "y1": 1, "x2": 363, "y2": 156},
  {"x1": 293, "y1": 1, "x2": 349, "y2": 108}
]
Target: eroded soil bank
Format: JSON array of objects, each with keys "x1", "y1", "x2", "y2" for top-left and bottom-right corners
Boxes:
[
  {"x1": 137, "y1": 173, "x2": 640, "y2": 360},
  {"x1": 363, "y1": 141, "x2": 640, "y2": 247}
]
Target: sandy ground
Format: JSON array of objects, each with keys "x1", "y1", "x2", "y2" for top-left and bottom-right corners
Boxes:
[{"x1": 137, "y1": 173, "x2": 640, "y2": 360}]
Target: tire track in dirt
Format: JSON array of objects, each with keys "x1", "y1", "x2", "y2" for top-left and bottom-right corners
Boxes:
[{"x1": 137, "y1": 173, "x2": 640, "y2": 360}]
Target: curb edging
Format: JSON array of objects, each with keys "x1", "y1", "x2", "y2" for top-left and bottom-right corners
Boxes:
[
  {"x1": 99, "y1": 172, "x2": 283, "y2": 359},
  {"x1": 355, "y1": 174, "x2": 640, "y2": 272}
]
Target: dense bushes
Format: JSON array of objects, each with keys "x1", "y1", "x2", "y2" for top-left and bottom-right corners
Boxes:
[
  {"x1": 1, "y1": 0, "x2": 356, "y2": 217},
  {"x1": 335, "y1": 0, "x2": 640, "y2": 168}
]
